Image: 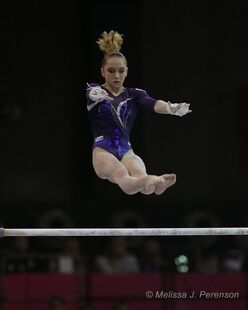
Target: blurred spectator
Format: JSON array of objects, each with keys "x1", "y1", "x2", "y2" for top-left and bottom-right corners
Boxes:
[
  {"x1": 234, "y1": 236, "x2": 248, "y2": 271},
  {"x1": 9, "y1": 236, "x2": 30, "y2": 255},
  {"x1": 194, "y1": 246, "x2": 219, "y2": 273},
  {"x1": 95, "y1": 236, "x2": 139, "y2": 273},
  {"x1": 57, "y1": 238, "x2": 85, "y2": 273},
  {"x1": 218, "y1": 236, "x2": 245, "y2": 272},
  {"x1": 115, "y1": 301, "x2": 130, "y2": 310},
  {"x1": 4, "y1": 236, "x2": 35, "y2": 273},
  {"x1": 219, "y1": 248, "x2": 244, "y2": 272},
  {"x1": 80, "y1": 302, "x2": 95, "y2": 310},
  {"x1": 49, "y1": 296, "x2": 65, "y2": 310},
  {"x1": 139, "y1": 239, "x2": 167, "y2": 272}
]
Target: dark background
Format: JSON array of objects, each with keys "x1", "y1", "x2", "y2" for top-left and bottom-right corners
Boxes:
[{"x1": 1, "y1": 0, "x2": 248, "y2": 233}]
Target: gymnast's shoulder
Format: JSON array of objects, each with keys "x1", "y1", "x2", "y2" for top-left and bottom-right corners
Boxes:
[
  {"x1": 127, "y1": 87, "x2": 151, "y2": 98},
  {"x1": 86, "y1": 82, "x2": 101, "y2": 89}
]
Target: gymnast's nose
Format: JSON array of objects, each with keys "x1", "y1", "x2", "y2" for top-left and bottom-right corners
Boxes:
[{"x1": 114, "y1": 71, "x2": 120, "y2": 79}]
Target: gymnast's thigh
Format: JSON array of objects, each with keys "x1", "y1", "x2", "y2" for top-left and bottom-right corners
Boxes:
[
  {"x1": 92, "y1": 147, "x2": 128, "y2": 180},
  {"x1": 121, "y1": 150, "x2": 147, "y2": 176}
]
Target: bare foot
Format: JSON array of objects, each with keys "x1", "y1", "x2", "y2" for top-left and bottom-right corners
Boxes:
[
  {"x1": 140, "y1": 175, "x2": 164, "y2": 195},
  {"x1": 154, "y1": 174, "x2": 176, "y2": 195}
]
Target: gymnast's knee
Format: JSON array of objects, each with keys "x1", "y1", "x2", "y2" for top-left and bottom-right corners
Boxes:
[
  {"x1": 119, "y1": 183, "x2": 138, "y2": 195},
  {"x1": 94, "y1": 167, "x2": 108, "y2": 179},
  {"x1": 121, "y1": 188, "x2": 137, "y2": 195}
]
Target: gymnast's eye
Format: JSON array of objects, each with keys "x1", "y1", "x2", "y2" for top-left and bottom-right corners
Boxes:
[
  {"x1": 107, "y1": 68, "x2": 116, "y2": 74},
  {"x1": 107, "y1": 68, "x2": 126, "y2": 74},
  {"x1": 118, "y1": 68, "x2": 125, "y2": 74}
]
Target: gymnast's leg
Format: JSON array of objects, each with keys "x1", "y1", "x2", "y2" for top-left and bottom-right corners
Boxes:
[
  {"x1": 121, "y1": 150, "x2": 177, "y2": 195},
  {"x1": 92, "y1": 147, "x2": 162, "y2": 195}
]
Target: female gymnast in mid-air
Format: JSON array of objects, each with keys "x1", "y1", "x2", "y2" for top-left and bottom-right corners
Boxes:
[{"x1": 86, "y1": 30, "x2": 191, "y2": 195}]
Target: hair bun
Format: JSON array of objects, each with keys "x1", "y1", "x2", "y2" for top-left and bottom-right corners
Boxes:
[{"x1": 96, "y1": 30, "x2": 123, "y2": 54}]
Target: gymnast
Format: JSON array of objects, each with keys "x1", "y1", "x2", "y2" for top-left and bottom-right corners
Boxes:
[{"x1": 86, "y1": 30, "x2": 191, "y2": 195}]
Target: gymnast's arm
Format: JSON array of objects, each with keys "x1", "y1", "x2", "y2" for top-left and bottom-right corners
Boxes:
[{"x1": 154, "y1": 100, "x2": 192, "y2": 117}]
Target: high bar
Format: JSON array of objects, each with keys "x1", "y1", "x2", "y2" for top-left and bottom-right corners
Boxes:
[{"x1": 1, "y1": 227, "x2": 248, "y2": 237}]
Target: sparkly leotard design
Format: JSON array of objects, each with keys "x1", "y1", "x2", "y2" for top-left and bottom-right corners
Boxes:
[{"x1": 86, "y1": 83, "x2": 157, "y2": 160}]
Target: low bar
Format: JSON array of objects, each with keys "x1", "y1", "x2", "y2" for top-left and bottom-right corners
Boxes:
[{"x1": 1, "y1": 227, "x2": 248, "y2": 237}]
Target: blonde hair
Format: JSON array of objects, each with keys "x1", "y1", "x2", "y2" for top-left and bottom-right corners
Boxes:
[
  {"x1": 96, "y1": 30, "x2": 127, "y2": 66},
  {"x1": 97, "y1": 30, "x2": 123, "y2": 54}
]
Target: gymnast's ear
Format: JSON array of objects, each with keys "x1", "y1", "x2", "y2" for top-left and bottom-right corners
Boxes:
[{"x1": 101, "y1": 67, "x2": 105, "y2": 78}]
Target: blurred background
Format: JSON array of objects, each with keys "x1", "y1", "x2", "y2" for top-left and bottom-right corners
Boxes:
[{"x1": 1, "y1": 0, "x2": 248, "y2": 309}]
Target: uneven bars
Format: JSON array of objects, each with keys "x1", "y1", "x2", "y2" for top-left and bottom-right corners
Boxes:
[{"x1": 1, "y1": 227, "x2": 248, "y2": 237}]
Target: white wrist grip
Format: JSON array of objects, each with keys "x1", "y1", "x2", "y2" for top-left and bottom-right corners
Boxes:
[
  {"x1": 167, "y1": 102, "x2": 191, "y2": 117},
  {"x1": 89, "y1": 87, "x2": 109, "y2": 102}
]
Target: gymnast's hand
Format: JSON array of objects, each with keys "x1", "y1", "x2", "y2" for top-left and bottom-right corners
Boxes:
[
  {"x1": 167, "y1": 102, "x2": 192, "y2": 117},
  {"x1": 89, "y1": 86, "x2": 113, "y2": 102}
]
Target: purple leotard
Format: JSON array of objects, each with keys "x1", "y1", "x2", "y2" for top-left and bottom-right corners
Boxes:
[{"x1": 86, "y1": 83, "x2": 157, "y2": 160}]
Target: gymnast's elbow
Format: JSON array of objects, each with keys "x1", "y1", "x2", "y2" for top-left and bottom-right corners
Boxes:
[{"x1": 154, "y1": 100, "x2": 169, "y2": 114}]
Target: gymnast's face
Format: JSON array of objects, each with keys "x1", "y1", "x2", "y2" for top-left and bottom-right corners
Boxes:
[{"x1": 101, "y1": 56, "x2": 128, "y2": 92}]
